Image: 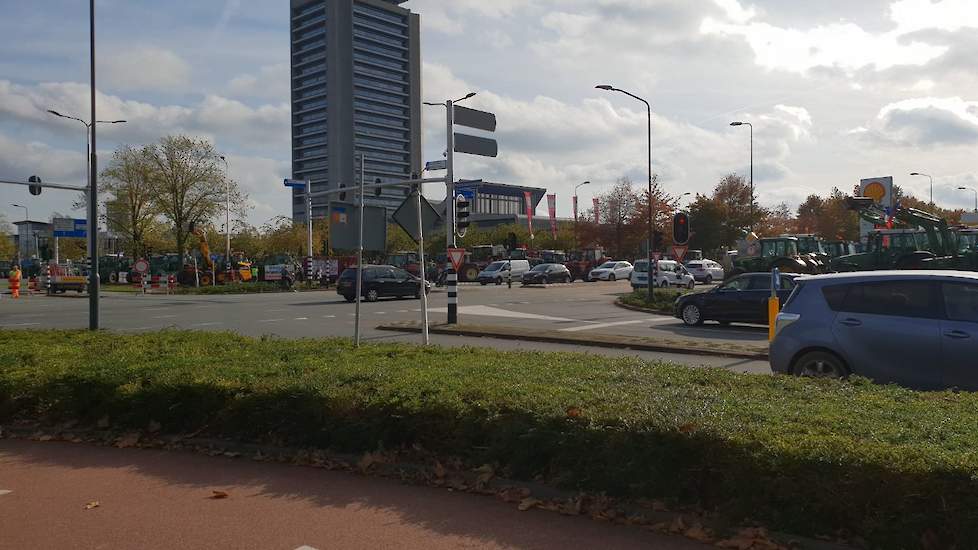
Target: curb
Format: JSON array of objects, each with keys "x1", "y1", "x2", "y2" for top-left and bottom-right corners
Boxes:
[
  {"x1": 377, "y1": 322, "x2": 768, "y2": 360},
  {"x1": 614, "y1": 298, "x2": 673, "y2": 316}
]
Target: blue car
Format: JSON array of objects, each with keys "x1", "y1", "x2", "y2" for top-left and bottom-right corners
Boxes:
[{"x1": 770, "y1": 271, "x2": 978, "y2": 391}]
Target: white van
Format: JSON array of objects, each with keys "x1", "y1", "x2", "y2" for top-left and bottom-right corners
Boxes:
[
  {"x1": 652, "y1": 260, "x2": 695, "y2": 289},
  {"x1": 478, "y1": 259, "x2": 531, "y2": 285}
]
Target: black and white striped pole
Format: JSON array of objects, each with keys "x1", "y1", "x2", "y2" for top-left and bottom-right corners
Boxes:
[{"x1": 445, "y1": 99, "x2": 458, "y2": 325}]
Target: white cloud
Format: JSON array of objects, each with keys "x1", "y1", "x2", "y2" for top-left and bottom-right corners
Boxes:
[
  {"x1": 889, "y1": 0, "x2": 978, "y2": 34},
  {"x1": 876, "y1": 96, "x2": 978, "y2": 146},
  {"x1": 227, "y1": 63, "x2": 290, "y2": 100},
  {"x1": 102, "y1": 47, "x2": 192, "y2": 93}
]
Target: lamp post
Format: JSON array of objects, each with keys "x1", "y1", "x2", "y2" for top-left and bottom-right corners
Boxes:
[
  {"x1": 958, "y1": 186, "x2": 978, "y2": 213},
  {"x1": 220, "y1": 155, "x2": 231, "y2": 276},
  {"x1": 910, "y1": 172, "x2": 934, "y2": 205},
  {"x1": 574, "y1": 180, "x2": 589, "y2": 249},
  {"x1": 596, "y1": 84, "x2": 655, "y2": 301},
  {"x1": 11, "y1": 203, "x2": 32, "y2": 259},
  {"x1": 729, "y1": 121, "x2": 753, "y2": 233}
]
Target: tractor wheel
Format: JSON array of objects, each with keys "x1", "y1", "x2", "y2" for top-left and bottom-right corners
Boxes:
[
  {"x1": 200, "y1": 274, "x2": 212, "y2": 286},
  {"x1": 463, "y1": 265, "x2": 480, "y2": 282},
  {"x1": 108, "y1": 272, "x2": 119, "y2": 284}
]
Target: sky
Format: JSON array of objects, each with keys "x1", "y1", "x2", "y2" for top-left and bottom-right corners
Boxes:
[{"x1": 1, "y1": 0, "x2": 977, "y2": 227}]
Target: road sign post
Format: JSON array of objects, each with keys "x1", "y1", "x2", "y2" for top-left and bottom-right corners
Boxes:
[{"x1": 415, "y1": 188, "x2": 429, "y2": 345}]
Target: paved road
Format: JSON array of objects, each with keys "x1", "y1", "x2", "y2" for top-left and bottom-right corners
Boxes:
[
  {"x1": 0, "y1": 439, "x2": 710, "y2": 550},
  {"x1": 0, "y1": 281, "x2": 770, "y2": 373}
]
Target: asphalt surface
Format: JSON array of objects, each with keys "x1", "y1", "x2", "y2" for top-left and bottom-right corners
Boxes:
[
  {"x1": 0, "y1": 439, "x2": 711, "y2": 550},
  {"x1": 0, "y1": 281, "x2": 770, "y2": 373}
]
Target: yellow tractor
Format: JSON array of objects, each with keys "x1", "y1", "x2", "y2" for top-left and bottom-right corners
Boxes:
[{"x1": 179, "y1": 223, "x2": 253, "y2": 286}]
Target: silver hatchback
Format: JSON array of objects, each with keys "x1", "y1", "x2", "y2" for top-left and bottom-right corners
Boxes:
[{"x1": 770, "y1": 271, "x2": 978, "y2": 391}]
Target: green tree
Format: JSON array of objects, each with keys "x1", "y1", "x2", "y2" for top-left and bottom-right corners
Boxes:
[
  {"x1": 145, "y1": 136, "x2": 246, "y2": 259},
  {"x1": 100, "y1": 145, "x2": 159, "y2": 258},
  {"x1": 0, "y1": 214, "x2": 17, "y2": 260}
]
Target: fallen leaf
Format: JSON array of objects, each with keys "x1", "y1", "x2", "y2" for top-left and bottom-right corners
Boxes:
[
  {"x1": 357, "y1": 452, "x2": 377, "y2": 472},
  {"x1": 114, "y1": 433, "x2": 140, "y2": 448},
  {"x1": 678, "y1": 422, "x2": 698, "y2": 434},
  {"x1": 669, "y1": 515, "x2": 688, "y2": 534},
  {"x1": 684, "y1": 523, "x2": 714, "y2": 543},
  {"x1": 96, "y1": 416, "x2": 110, "y2": 429},
  {"x1": 566, "y1": 406, "x2": 582, "y2": 418},
  {"x1": 518, "y1": 497, "x2": 541, "y2": 511},
  {"x1": 496, "y1": 487, "x2": 530, "y2": 503},
  {"x1": 84, "y1": 501, "x2": 100, "y2": 510},
  {"x1": 223, "y1": 451, "x2": 241, "y2": 458},
  {"x1": 716, "y1": 527, "x2": 787, "y2": 550},
  {"x1": 37, "y1": 434, "x2": 53, "y2": 442},
  {"x1": 210, "y1": 491, "x2": 229, "y2": 499},
  {"x1": 147, "y1": 420, "x2": 162, "y2": 433},
  {"x1": 433, "y1": 461, "x2": 447, "y2": 479},
  {"x1": 473, "y1": 464, "x2": 494, "y2": 485}
]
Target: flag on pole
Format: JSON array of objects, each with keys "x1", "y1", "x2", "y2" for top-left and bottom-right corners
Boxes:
[
  {"x1": 524, "y1": 191, "x2": 534, "y2": 238},
  {"x1": 547, "y1": 194, "x2": 557, "y2": 240},
  {"x1": 572, "y1": 195, "x2": 579, "y2": 222},
  {"x1": 593, "y1": 197, "x2": 600, "y2": 224}
]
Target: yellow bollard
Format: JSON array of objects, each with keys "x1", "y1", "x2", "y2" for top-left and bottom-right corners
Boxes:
[{"x1": 768, "y1": 296, "x2": 780, "y2": 341}]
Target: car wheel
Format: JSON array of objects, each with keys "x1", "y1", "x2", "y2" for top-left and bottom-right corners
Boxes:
[
  {"x1": 543, "y1": 275, "x2": 551, "y2": 284},
  {"x1": 495, "y1": 277, "x2": 502, "y2": 285},
  {"x1": 609, "y1": 274, "x2": 616, "y2": 282},
  {"x1": 661, "y1": 280, "x2": 669, "y2": 288},
  {"x1": 344, "y1": 295, "x2": 355, "y2": 303},
  {"x1": 563, "y1": 275, "x2": 571, "y2": 283},
  {"x1": 480, "y1": 281, "x2": 487, "y2": 286},
  {"x1": 681, "y1": 304, "x2": 704, "y2": 326},
  {"x1": 687, "y1": 280, "x2": 695, "y2": 290},
  {"x1": 793, "y1": 351, "x2": 849, "y2": 379},
  {"x1": 705, "y1": 275, "x2": 713, "y2": 284},
  {"x1": 365, "y1": 289, "x2": 379, "y2": 302}
]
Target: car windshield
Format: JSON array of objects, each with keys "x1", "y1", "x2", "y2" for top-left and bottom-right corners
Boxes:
[
  {"x1": 633, "y1": 261, "x2": 648, "y2": 272},
  {"x1": 687, "y1": 262, "x2": 703, "y2": 268},
  {"x1": 485, "y1": 261, "x2": 506, "y2": 271},
  {"x1": 597, "y1": 262, "x2": 616, "y2": 269},
  {"x1": 530, "y1": 264, "x2": 551, "y2": 272}
]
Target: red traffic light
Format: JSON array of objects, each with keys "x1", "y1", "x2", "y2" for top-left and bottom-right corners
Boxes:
[{"x1": 673, "y1": 212, "x2": 690, "y2": 245}]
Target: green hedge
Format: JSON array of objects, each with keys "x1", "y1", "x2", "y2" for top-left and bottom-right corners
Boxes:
[
  {"x1": 618, "y1": 288, "x2": 691, "y2": 312},
  {"x1": 1, "y1": 330, "x2": 976, "y2": 548}
]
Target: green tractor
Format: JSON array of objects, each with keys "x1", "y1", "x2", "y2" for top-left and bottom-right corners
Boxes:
[
  {"x1": 824, "y1": 240, "x2": 857, "y2": 259},
  {"x1": 830, "y1": 229, "x2": 932, "y2": 272},
  {"x1": 729, "y1": 236, "x2": 822, "y2": 279}
]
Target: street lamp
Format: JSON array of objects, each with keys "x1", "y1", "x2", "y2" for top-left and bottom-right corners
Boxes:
[
  {"x1": 958, "y1": 186, "x2": 978, "y2": 213},
  {"x1": 573, "y1": 180, "x2": 590, "y2": 250},
  {"x1": 730, "y1": 121, "x2": 753, "y2": 233},
  {"x1": 910, "y1": 172, "x2": 934, "y2": 205},
  {"x1": 11, "y1": 203, "x2": 33, "y2": 259},
  {"x1": 219, "y1": 155, "x2": 231, "y2": 276},
  {"x1": 596, "y1": 84, "x2": 655, "y2": 301},
  {"x1": 422, "y1": 91, "x2": 476, "y2": 248}
]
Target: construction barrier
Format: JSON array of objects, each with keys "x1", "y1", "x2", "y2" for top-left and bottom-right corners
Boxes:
[
  {"x1": 135, "y1": 274, "x2": 175, "y2": 295},
  {"x1": 45, "y1": 265, "x2": 52, "y2": 295},
  {"x1": 27, "y1": 276, "x2": 39, "y2": 296}
]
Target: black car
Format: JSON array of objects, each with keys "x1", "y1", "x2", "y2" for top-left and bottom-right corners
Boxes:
[
  {"x1": 673, "y1": 272, "x2": 798, "y2": 326},
  {"x1": 521, "y1": 263, "x2": 572, "y2": 285},
  {"x1": 337, "y1": 265, "x2": 430, "y2": 302}
]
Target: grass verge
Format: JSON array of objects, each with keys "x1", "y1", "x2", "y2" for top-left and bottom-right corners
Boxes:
[
  {"x1": 617, "y1": 288, "x2": 692, "y2": 313},
  {"x1": 168, "y1": 282, "x2": 326, "y2": 295},
  {"x1": 1, "y1": 330, "x2": 976, "y2": 548}
]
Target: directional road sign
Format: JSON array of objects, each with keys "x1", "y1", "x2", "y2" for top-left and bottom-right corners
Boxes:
[
  {"x1": 392, "y1": 192, "x2": 442, "y2": 244},
  {"x1": 425, "y1": 159, "x2": 447, "y2": 172},
  {"x1": 453, "y1": 105, "x2": 497, "y2": 132},
  {"x1": 448, "y1": 248, "x2": 466, "y2": 272},
  {"x1": 52, "y1": 218, "x2": 87, "y2": 238},
  {"x1": 454, "y1": 133, "x2": 498, "y2": 158},
  {"x1": 283, "y1": 178, "x2": 308, "y2": 189}
]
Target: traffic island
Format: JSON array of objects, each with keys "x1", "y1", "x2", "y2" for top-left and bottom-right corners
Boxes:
[
  {"x1": 3, "y1": 330, "x2": 978, "y2": 548},
  {"x1": 377, "y1": 320, "x2": 768, "y2": 359}
]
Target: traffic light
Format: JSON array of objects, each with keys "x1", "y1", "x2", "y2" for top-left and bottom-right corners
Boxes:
[
  {"x1": 653, "y1": 230, "x2": 664, "y2": 251},
  {"x1": 507, "y1": 232, "x2": 517, "y2": 251},
  {"x1": 673, "y1": 212, "x2": 690, "y2": 245},
  {"x1": 339, "y1": 184, "x2": 346, "y2": 201},
  {"x1": 455, "y1": 193, "x2": 471, "y2": 238},
  {"x1": 28, "y1": 175, "x2": 42, "y2": 196},
  {"x1": 374, "y1": 178, "x2": 382, "y2": 198}
]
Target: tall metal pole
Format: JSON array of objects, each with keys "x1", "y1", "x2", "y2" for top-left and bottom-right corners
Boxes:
[
  {"x1": 645, "y1": 102, "x2": 654, "y2": 303},
  {"x1": 354, "y1": 154, "x2": 365, "y2": 347},
  {"x1": 748, "y1": 122, "x2": 753, "y2": 234},
  {"x1": 445, "y1": 100, "x2": 458, "y2": 325},
  {"x1": 306, "y1": 180, "x2": 313, "y2": 267},
  {"x1": 415, "y1": 187, "x2": 430, "y2": 345},
  {"x1": 221, "y1": 156, "x2": 231, "y2": 276},
  {"x1": 88, "y1": 0, "x2": 99, "y2": 330}
]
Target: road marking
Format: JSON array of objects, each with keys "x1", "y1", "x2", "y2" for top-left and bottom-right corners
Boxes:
[
  {"x1": 294, "y1": 317, "x2": 309, "y2": 321},
  {"x1": 152, "y1": 315, "x2": 177, "y2": 319},
  {"x1": 427, "y1": 305, "x2": 582, "y2": 322},
  {"x1": 375, "y1": 312, "x2": 386, "y2": 315},
  {"x1": 397, "y1": 310, "x2": 408, "y2": 313},
  {"x1": 257, "y1": 319, "x2": 284, "y2": 323},
  {"x1": 559, "y1": 318, "x2": 674, "y2": 332},
  {"x1": 0, "y1": 490, "x2": 11, "y2": 496},
  {"x1": 322, "y1": 315, "x2": 336, "y2": 318},
  {"x1": 190, "y1": 322, "x2": 222, "y2": 327},
  {"x1": 266, "y1": 309, "x2": 287, "y2": 313},
  {"x1": 295, "y1": 545, "x2": 319, "y2": 550},
  {"x1": 0, "y1": 322, "x2": 40, "y2": 327}
]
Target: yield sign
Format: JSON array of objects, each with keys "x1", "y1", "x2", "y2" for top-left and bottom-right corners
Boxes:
[
  {"x1": 447, "y1": 248, "x2": 466, "y2": 272},
  {"x1": 671, "y1": 245, "x2": 688, "y2": 263}
]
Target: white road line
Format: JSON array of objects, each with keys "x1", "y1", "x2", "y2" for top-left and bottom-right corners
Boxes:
[
  {"x1": 257, "y1": 319, "x2": 284, "y2": 323},
  {"x1": 294, "y1": 317, "x2": 309, "y2": 321},
  {"x1": 427, "y1": 305, "x2": 583, "y2": 322},
  {"x1": 322, "y1": 315, "x2": 336, "y2": 318},
  {"x1": 152, "y1": 315, "x2": 177, "y2": 319},
  {"x1": 190, "y1": 322, "x2": 222, "y2": 327},
  {"x1": 266, "y1": 309, "x2": 287, "y2": 313},
  {"x1": 375, "y1": 312, "x2": 386, "y2": 315},
  {"x1": 0, "y1": 490, "x2": 11, "y2": 496},
  {"x1": 0, "y1": 322, "x2": 40, "y2": 327},
  {"x1": 559, "y1": 318, "x2": 674, "y2": 332},
  {"x1": 397, "y1": 310, "x2": 409, "y2": 313}
]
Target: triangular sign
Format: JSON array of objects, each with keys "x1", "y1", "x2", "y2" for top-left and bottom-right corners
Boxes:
[
  {"x1": 671, "y1": 245, "x2": 688, "y2": 263},
  {"x1": 447, "y1": 248, "x2": 466, "y2": 272}
]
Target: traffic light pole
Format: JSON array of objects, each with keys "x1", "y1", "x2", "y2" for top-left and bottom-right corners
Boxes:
[{"x1": 445, "y1": 99, "x2": 458, "y2": 325}]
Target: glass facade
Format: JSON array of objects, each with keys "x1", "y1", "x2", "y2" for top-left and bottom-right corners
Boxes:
[{"x1": 476, "y1": 193, "x2": 524, "y2": 215}]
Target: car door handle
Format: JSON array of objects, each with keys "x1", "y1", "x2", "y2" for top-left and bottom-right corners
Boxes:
[
  {"x1": 944, "y1": 330, "x2": 971, "y2": 340},
  {"x1": 839, "y1": 318, "x2": 862, "y2": 327}
]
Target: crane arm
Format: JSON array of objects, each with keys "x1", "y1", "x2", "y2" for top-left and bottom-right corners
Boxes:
[{"x1": 192, "y1": 227, "x2": 216, "y2": 272}]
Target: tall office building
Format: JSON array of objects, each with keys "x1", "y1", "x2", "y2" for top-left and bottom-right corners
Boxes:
[{"x1": 290, "y1": 0, "x2": 422, "y2": 222}]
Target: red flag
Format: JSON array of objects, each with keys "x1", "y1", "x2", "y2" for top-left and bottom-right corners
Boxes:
[
  {"x1": 547, "y1": 194, "x2": 557, "y2": 239},
  {"x1": 592, "y1": 197, "x2": 600, "y2": 224},
  {"x1": 524, "y1": 191, "x2": 534, "y2": 238},
  {"x1": 572, "y1": 195, "x2": 579, "y2": 222}
]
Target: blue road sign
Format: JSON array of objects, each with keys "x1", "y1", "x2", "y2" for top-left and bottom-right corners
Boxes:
[
  {"x1": 284, "y1": 178, "x2": 307, "y2": 189},
  {"x1": 52, "y1": 218, "x2": 87, "y2": 238}
]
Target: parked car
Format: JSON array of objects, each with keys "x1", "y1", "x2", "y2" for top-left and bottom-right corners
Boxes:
[
  {"x1": 589, "y1": 261, "x2": 633, "y2": 282},
  {"x1": 674, "y1": 272, "x2": 798, "y2": 326},
  {"x1": 336, "y1": 265, "x2": 430, "y2": 302},
  {"x1": 770, "y1": 271, "x2": 978, "y2": 391},
  {"x1": 477, "y1": 259, "x2": 531, "y2": 285},
  {"x1": 521, "y1": 263, "x2": 572, "y2": 285},
  {"x1": 654, "y1": 260, "x2": 695, "y2": 289},
  {"x1": 685, "y1": 260, "x2": 724, "y2": 284}
]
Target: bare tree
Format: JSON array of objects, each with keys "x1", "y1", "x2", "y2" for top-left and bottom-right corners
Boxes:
[
  {"x1": 100, "y1": 145, "x2": 159, "y2": 258},
  {"x1": 145, "y1": 136, "x2": 245, "y2": 259}
]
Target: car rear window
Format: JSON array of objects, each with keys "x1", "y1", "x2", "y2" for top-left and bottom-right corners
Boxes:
[
  {"x1": 687, "y1": 262, "x2": 703, "y2": 268},
  {"x1": 841, "y1": 281, "x2": 939, "y2": 319},
  {"x1": 942, "y1": 282, "x2": 978, "y2": 322},
  {"x1": 821, "y1": 284, "x2": 849, "y2": 311}
]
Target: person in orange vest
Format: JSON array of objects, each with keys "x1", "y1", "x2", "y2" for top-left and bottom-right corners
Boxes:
[{"x1": 9, "y1": 264, "x2": 22, "y2": 298}]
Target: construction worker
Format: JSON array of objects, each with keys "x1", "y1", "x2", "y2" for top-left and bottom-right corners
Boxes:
[{"x1": 9, "y1": 264, "x2": 22, "y2": 298}]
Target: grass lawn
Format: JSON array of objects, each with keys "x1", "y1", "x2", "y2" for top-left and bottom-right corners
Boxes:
[
  {"x1": 1, "y1": 330, "x2": 976, "y2": 547},
  {"x1": 617, "y1": 288, "x2": 693, "y2": 313}
]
